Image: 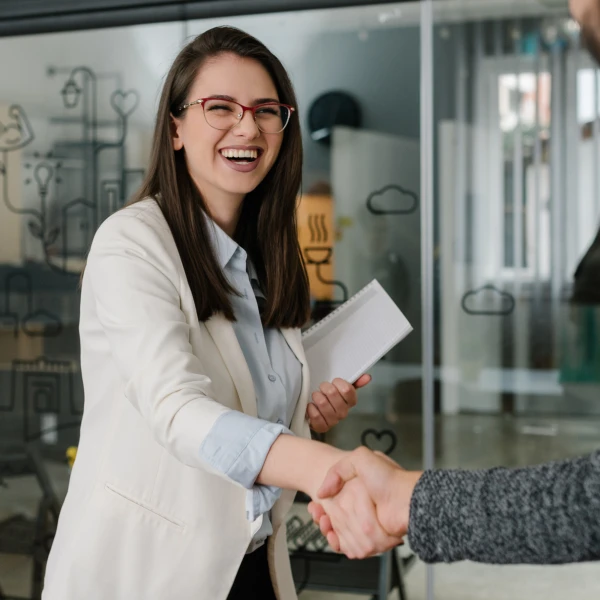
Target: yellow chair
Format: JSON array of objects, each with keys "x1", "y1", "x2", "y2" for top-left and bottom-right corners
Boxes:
[{"x1": 66, "y1": 446, "x2": 77, "y2": 469}]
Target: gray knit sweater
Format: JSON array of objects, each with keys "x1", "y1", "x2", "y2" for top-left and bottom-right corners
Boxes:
[{"x1": 407, "y1": 450, "x2": 600, "y2": 564}]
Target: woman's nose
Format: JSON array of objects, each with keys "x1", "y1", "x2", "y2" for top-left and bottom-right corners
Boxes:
[{"x1": 233, "y1": 109, "x2": 260, "y2": 138}]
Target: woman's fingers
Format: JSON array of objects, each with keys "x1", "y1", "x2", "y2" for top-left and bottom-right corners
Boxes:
[
  {"x1": 326, "y1": 530, "x2": 341, "y2": 553},
  {"x1": 331, "y1": 378, "x2": 358, "y2": 408},
  {"x1": 307, "y1": 377, "x2": 369, "y2": 432},
  {"x1": 353, "y1": 374, "x2": 372, "y2": 390},
  {"x1": 313, "y1": 389, "x2": 339, "y2": 422},
  {"x1": 317, "y1": 479, "x2": 403, "y2": 559},
  {"x1": 306, "y1": 402, "x2": 328, "y2": 432}
]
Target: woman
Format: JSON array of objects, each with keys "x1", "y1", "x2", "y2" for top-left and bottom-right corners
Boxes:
[{"x1": 42, "y1": 26, "x2": 377, "y2": 600}]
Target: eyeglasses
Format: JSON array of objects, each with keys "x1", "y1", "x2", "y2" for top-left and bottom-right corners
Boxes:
[{"x1": 178, "y1": 97, "x2": 295, "y2": 134}]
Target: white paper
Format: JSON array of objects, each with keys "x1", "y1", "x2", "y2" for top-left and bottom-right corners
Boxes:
[{"x1": 302, "y1": 280, "x2": 413, "y2": 392}]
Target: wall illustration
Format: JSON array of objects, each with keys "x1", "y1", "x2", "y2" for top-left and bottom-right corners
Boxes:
[
  {"x1": 297, "y1": 192, "x2": 349, "y2": 322},
  {"x1": 0, "y1": 65, "x2": 142, "y2": 449}
]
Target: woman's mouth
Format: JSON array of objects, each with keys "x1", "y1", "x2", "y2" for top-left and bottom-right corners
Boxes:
[{"x1": 219, "y1": 148, "x2": 263, "y2": 173}]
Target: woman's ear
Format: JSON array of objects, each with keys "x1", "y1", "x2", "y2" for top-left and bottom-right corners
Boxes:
[{"x1": 170, "y1": 114, "x2": 184, "y2": 151}]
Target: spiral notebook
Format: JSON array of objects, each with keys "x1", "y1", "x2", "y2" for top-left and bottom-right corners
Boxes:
[{"x1": 302, "y1": 279, "x2": 413, "y2": 391}]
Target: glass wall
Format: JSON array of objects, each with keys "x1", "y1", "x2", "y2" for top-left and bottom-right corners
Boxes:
[
  {"x1": 0, "y1": 21, "x2": 184, "y2": 599},
  {"x1": 187, "y1": 7, "x2": 425, "y2": 597},
  {"x1": 185, "y1": 4, "x2": 424, "y2": 456},
  {"x1": 432, "y1": 0, "x2": 600, "y2": 598},
  {"x1": 0, "y1": 4, "x2": 423, "y2": 599},
  {"x1": 3, "y1": 1, "x2": 598, "y2": 599}
]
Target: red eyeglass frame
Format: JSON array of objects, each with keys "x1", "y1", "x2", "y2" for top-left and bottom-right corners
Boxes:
[{"x1": 178, "y1": 97, "x2": 296, "y2": 132}]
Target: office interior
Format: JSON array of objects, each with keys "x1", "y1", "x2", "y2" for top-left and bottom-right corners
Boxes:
[{"x1": 1, "y1": 0, "x2": 599, "y2": 598}]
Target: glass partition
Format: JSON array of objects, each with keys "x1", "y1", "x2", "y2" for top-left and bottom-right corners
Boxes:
[
  {"x1": 0, "y1": 5, "x2": 426, "y2": 599},
  {"x1": 432, "y1": 0, "x2": 600, "y2": 597},
  {"x1": 187, "y1": 5, "x2": 426, "y2": 598},
  {"x1": 0, "y1": 21, "x2": 184, "y2": 598}
]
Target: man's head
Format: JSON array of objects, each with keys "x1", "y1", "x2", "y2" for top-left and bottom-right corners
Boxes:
[{"x1": 571, "y1": 0, "x2": 600, "y2": 63}]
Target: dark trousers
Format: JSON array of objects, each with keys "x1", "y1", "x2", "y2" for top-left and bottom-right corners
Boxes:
[{"x1": 227, "y1": 543, "x2": 277, "y2": 600}]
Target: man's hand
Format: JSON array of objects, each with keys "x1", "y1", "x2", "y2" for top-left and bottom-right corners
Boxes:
[
  {"x1": 306, "y1": 374, "x2": 371, "y2": 433},
  {"x1": 308, "y1": 446, "x2": 423, "y2": 556},
  {"x1": 570, "y1": 0, "x2": 591, "y2": 22}
]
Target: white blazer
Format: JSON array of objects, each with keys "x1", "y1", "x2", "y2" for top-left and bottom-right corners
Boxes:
[{"x1": 42, "y1": 198, "x2": 311, "y2": 600}]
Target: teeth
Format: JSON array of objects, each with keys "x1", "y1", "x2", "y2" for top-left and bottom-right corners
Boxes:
[{"x1": 221, "y1": 149, "x2": 258, "y2": 159}]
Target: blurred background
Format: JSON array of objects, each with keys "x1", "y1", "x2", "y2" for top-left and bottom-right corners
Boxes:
[{"x1": 1, "y1": 0, "x2": 599, "y2": 598}]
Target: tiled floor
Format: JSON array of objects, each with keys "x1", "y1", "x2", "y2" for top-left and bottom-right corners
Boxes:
[
  {"x1": 4, "y1": 552, "x2": 600, "y2": 600},
  {"x1": 2, "y1": 412, "x2": 600, "y2": 599},
  {"x1": 300, "y1": 560, "x2": 600, "y2": 600}
]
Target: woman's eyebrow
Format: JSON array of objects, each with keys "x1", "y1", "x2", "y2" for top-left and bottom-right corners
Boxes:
[
  {"x1": 207, "y1": 94, "x2": 236, "y2": 101},
  {"x1": 207, "y1": 94, "x2": 280, "y2": 105},
  {"x1": 253, "y1": 97, "x2": 280, "y2": 105}
]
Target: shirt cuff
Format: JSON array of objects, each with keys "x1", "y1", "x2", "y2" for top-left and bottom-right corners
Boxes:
[
  {"x1": 199, "y1": 410, "x2": 292, "y2": 489},
  {"x1": 246, "y1": 485, "x2": 282, "y2": 522}
]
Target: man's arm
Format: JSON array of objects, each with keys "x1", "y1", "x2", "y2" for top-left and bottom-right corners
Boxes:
[
  {"x1": 409, "y1": 450, "x2": 600, "y2": 564},
  {"x1": 312, "y1": 448, "x2": 600, "y2": 564}
]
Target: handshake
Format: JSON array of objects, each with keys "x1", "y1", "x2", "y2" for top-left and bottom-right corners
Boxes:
[{"x1": 306, "y1": 446, "x2": 423, "y2": 559}]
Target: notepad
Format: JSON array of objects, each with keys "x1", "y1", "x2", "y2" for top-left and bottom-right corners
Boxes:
[{"x1": 302, "y1": 279, "x2": 413, "y2": 392}]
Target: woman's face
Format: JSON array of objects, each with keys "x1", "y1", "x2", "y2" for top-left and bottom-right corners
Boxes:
[{"x1": 171, "y1": 53, "x2": 285, "y2": 202}]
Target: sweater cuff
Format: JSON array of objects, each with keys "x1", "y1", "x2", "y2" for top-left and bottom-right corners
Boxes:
[{"x1": 408, "y1": 468, "x2": 484, "y2": 563}]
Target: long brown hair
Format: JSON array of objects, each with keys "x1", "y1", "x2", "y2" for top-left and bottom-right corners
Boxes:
[{"x1": 130, "y1": 26, "x2": 310, "y2": 327}]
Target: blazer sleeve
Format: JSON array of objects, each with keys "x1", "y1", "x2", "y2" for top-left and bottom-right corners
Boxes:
[{"x1": 84, "y1": 210, "x2": 240, "y2": 477}]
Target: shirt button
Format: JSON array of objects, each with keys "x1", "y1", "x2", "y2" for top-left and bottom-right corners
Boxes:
[
  {"x1": 268, "y1": 374, "x2": 276, "y2": 382},
  {"x1": 277, "y1": 419, "x2": 284, "y2": 425}
]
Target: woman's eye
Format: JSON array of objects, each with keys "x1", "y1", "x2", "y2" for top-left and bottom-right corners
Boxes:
[
  {"x1": 208, "y1": 104, "x2": 233, "y2": 112},
  {"x1": 257, "y1": 107, "x2": 279, "y2": 116}
]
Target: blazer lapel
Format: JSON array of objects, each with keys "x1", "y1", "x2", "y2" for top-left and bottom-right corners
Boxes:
[
  {"x1": 270, "y1": 328, "x2": 311, "y2": 531},
  {"x1": 281, "y1": 328, "x2": 311, "y2": 437},
  {"x1": 150, "y1": 202, "x2": 259, "y2": 417},
  {"x1": 203, "y1": 318, "x2": 309, "y2": 430},
  {"x1": 205, "y1": 314, "x2": 258, "y2": 418}
]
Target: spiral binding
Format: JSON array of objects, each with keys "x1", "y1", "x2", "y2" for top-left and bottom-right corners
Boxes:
[{"x1": 301, "y1": 279, "x2": 379, "y2": 339}]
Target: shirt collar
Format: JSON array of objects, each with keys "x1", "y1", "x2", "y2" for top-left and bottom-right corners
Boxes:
[
  {"x1": 206, "y1": 216, "x2": 265, "y2": 300},
  {"x1": 205, "y1": 216, "x2": 244, "y2": 270},
  {"x1": 246, "y1": 258, "x2": 259, "y2": 284},
  {"x1": 205, "y1": 215, "x2": 263, "y2": 286}
]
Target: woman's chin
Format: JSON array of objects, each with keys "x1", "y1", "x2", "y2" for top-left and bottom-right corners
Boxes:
[
  {"x1": 225, "y1": 184, "x2": 259, "y2": 197},
  {"x1": 219, "y1": 176, "x2": 265, "y2": 197}
]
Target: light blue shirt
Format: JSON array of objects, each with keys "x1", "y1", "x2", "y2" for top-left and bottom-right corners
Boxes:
[{"x1": 198, "y1": 220, "x2": 303, "y2": 553}]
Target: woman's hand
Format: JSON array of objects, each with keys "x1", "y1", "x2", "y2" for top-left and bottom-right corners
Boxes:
[
  {"x1": 307, "y1": 447, "x2": 416, "y2": 557},
  {"x1": 306, "y1": 374, "x2": 371, "y2": 433},
  {"x1": 315, "y1": 476, "x2": 404, "y2": 559}
]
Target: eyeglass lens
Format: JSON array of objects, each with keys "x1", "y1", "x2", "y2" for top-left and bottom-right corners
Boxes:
[{"x1": 203, "y1": 99, "x2": 290, "y2": 133}]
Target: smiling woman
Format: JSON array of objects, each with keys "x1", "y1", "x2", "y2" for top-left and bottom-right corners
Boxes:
[
  {"x1": 41, "y1": 25, "x2": 374, "y2": 600},
  {"x1": 169, "y1": 52, "x2": 292, "y2": 231}
]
